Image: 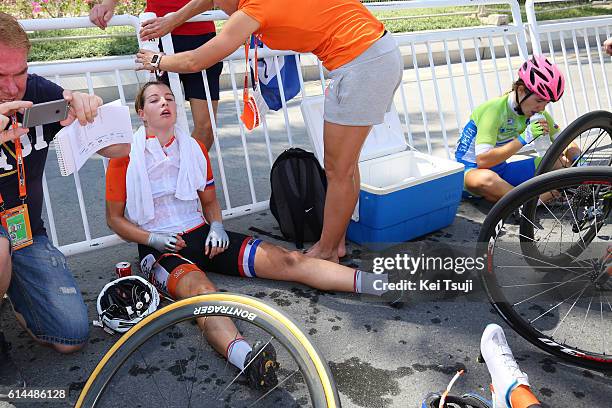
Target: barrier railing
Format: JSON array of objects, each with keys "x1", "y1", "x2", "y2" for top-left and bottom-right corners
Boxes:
[
  {"x1": 526, "y1": 0, "x2": 612, "y2": 126},
  {"x1": 18, "y1": 0, "x2": 606, "y2": 256}
]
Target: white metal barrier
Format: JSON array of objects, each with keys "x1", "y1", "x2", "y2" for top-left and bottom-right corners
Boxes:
[
  {"x1": 19, "y1": 0, "x2": 608, "y2": 256},
  {"x1": 526, "y1": 0, "x2": 612, "y2": 127}
]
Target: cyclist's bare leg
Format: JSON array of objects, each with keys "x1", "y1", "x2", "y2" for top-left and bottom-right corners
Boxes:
[
  {"x1": 464, "y1": 169, "x2": 514, "y2": 203},
  {"x1": 172, "y1": 268, "x2": 244, "y2": 358},
  {"x1": 253, "y1": 242, "x2": 355, "y2": 292}
]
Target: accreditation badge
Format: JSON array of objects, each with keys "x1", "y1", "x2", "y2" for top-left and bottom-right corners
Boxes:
[{"x1": 0, "y1": 204, "x2": 33, "y2": 250}]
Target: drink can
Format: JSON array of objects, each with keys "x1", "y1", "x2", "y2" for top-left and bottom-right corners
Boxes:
[{"x1": 115, "y1": 262, "x2": 132, "y2": 278}]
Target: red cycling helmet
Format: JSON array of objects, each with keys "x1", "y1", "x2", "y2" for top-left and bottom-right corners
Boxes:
[{"x1": 517, "y1": 55, "x2": 565, "y2": 102}]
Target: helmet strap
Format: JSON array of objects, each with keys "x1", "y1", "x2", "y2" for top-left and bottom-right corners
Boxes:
[{"x1": 515, "y1": 89, "x2": 533, "y2": 116}]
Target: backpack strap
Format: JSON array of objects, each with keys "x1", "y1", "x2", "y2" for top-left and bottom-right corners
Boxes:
[
  {"x1": 287, "y1": 157, "x2": 307, "y2": 249},
  {"x1": 302, "y1": 157, "x2": 322, "y2": 241},
  {"x1": 248, "y1": 226, "x2": 290, "y2": 243}
]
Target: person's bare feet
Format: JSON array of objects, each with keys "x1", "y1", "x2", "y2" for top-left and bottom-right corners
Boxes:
[{"x1": 304, "y1": 241, "x2": 339, "y2": 263}]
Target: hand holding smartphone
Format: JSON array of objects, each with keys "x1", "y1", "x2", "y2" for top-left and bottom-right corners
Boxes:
[{"x1": 22, "y1": 99, "x2": 69, "y2": 128}]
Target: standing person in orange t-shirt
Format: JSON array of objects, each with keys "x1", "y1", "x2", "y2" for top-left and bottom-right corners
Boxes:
[
  {"x1": 136, "y1": 0, "x2": 403, "y2": 263},
  {"x1": 90, "y1": 0, "x2": 223, "y2": 150}
]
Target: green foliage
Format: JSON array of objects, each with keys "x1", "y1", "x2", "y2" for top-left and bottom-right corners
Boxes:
[{"x1": 0, "y1": 0, "x2": 146, "y2": 19}]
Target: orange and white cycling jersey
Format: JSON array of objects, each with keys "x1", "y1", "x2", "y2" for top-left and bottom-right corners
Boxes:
[{"x1": 106, "y1": 136, "x2": 215, "y2": 233}]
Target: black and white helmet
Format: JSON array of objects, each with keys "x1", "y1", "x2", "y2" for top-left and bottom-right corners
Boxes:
[{"x1": 95, "y1": 276, "x2": 160, "y2": 334}]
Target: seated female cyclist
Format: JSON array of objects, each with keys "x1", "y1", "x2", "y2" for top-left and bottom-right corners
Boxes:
[
  {"x1": 454, "y1": 55, "x2": 579, "y2": 202},
  {"x1": 105, "y1": 81, "x2": 401, "y2": 390}
]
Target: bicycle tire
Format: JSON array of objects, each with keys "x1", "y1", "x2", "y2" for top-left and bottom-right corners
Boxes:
[
  {"x1": 76, "y1": 293, "x2": 341, "y2": 407},
  {"x1": 536, "y1": 110, "x2": 612, "y2": 175},
  {"x1": 478, "y1": 167, "x2": 612, "y2": 371}
]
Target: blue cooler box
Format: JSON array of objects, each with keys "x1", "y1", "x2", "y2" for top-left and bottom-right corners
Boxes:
[
  {"x1": 301, "y1": 95, "x2": 464, "y2": 245},
  {"x1": 347, "y1": 150, "x2": 464, "y2": 244}
]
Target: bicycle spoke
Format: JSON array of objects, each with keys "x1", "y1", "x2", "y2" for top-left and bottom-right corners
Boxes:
[
  {"x1": 548, "y1": 282, "x2": 592, "y2": 332},
  {"x1": 136, "y1": 348, "x2": 171, "y2": 408},
  {"x1": 186, "y1": 330, "x2": 205, "y2": 408},
  {"x1": 513, "y1": 269, "x2": 593, "y2": 307},
  {"x1": 530, "y1": 281, "x2": 591, "y2": 324},
  {"x1": 247, "y1": 369, "x2": 300, "y2": 408},
  {"x1": 600, "y1": 291, "x2": 606, "y2": 355},
  {"x1": 495, "y1": 244, "x2": 587, "y2": 278},
  {"x1": 579, "y1": 296, "x2": 595, "y2": 337},
  {"x1": 499, "y1": 280, "x2": 591, "y2": 288}
]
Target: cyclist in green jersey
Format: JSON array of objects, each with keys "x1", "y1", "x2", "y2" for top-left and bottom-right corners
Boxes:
[{"x1": 454, "y1": 56, "x2": 579, "y2": 202}]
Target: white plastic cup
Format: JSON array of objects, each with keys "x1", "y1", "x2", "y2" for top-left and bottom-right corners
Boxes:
[{"x1": 528, "y1": 112, "x2": 550, "y2": 157}]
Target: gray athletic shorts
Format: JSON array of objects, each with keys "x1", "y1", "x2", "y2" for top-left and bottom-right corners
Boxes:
[{"x1": 324, "y1": 32, "x2": 403, "y2": 126}]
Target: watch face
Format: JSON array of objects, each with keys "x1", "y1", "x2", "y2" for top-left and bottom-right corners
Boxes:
[{"x1": 151, "y1": 54, "x2": 160, "y2": 65}]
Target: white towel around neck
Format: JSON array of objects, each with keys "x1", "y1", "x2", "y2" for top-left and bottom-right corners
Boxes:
[{"x1": 125, "y1": 125, "x2": 208, "y2": 226}]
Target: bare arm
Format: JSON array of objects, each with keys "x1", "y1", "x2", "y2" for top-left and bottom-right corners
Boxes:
[
  {"x1": 476, "y1": 139, "x2": 524, "y2": 168},
  {"x1": 106, "y1": 199, "x2": 187, "y2": 251},
  {"x1": 198, "y1": 187, "x2": 222, "y2": 224},
  {"x1": 476, "y1": 119, "x2": 549, "y2": 168},
  {"x1": 106, "y1": 200, "x2": 151, "y2": 245},
  {"x1": 140, "y1": 0, "x2": 215, "y2": 41},
  {"x1": 97, "y1": 144, "x2": 130, "y2": 158},
  {"x1": 137, "y1": 11, "x2": 260, "y2": 73}
]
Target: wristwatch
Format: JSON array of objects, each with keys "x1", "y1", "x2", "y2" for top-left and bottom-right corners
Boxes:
[{"x1": 150, "y1": 53, "x2": 163, "y2": 70}]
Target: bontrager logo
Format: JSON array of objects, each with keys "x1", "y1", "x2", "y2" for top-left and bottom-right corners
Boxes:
[{"x1": 194, "y1": 306, "x2": 257, "y2": 321}]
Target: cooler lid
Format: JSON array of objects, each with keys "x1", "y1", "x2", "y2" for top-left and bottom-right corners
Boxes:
[{"x1": 300, "y1": 95, "x2": 408, "y2": 167}]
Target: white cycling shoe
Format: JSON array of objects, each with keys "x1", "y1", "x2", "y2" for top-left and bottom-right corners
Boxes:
[{"x1": 480, "y1": 324, "x2": 530, "y2": 408}]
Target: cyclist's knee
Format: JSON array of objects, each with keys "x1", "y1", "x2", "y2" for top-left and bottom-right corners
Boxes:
[
  {"x1": 190, "y1": 282, "x2": 217, "y2": 297},
  {"x1": 185, "y1": 271, "x2": 217, "y2": 297},
  {"x1": 277, "y1": 248, "x2": 303, "y2": 271},
  {"x1": 472, "y1": 172, "x2": 499, "y2": 193}
]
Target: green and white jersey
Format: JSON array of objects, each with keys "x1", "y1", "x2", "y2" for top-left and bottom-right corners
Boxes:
[{"x1": 454, "y1": 94, "x2": 559, "y2": 166}]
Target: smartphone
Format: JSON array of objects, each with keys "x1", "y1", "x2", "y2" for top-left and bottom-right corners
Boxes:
[{"x1": 22, "y1": 99, "x2": 69, "y2": 128}]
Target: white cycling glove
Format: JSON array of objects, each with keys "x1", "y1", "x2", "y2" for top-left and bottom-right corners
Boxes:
[
  {"x1": 205, "y1": 221, "x2": 229, "y2": 250},
  {"x1": 517, "y1": 120, "x2": 545, "y2": 146},
  {"x1": 147, "y1": 232, "x2": 180, "y2": 253}
]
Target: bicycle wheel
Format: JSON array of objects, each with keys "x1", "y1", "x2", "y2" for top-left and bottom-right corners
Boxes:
[
  {"x1": 536, "y1": 110, "x2": 612, "y2": 175},
  {"x1": 478, "y1": 167, "x2": 612, "y2": 371},
  {"x1": 76, "y1": 293, "x2": 341, "y2": 407}
]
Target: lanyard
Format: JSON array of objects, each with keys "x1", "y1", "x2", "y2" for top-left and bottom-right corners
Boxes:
[
  {"x1": 243, "y1": 35, "x2": 260, "y2": 104},
  {"x1": 0, "y1": 115, "x2": 27, "y2": 210}
]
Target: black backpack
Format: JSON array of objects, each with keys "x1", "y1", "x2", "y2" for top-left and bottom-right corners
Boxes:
[{"x1": 269, "y1": 148, "x2": 327, "y2": 249}]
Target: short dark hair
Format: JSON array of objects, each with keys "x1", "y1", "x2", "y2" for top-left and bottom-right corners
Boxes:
[{"x1": 512, "y1": 78, "x2": 527, "y2": 93}]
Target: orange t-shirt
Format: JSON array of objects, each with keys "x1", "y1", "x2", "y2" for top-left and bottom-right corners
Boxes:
[
  {"x1": 105, "y1": 139, "x2": 215, "y2": 202},
  {"x1": 238, "y1": 0, "x2": 385, "y2": 71}
]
